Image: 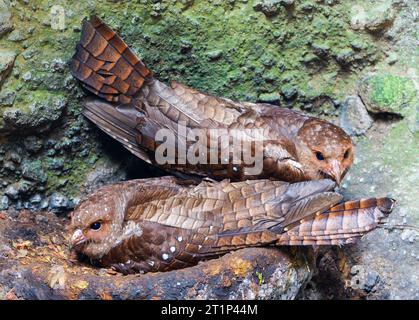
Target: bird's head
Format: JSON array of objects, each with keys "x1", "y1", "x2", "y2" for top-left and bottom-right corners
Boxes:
[
  {"x1": 295, "y1": 118, "x2": 353, "y2": 185},
  {"x1": 69, "y1": 185, "x2": 128, "y2": 260}
]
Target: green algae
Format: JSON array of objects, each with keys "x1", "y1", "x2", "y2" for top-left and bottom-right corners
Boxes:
[{"x1": 369, "y1": 74, "x2": 416, "y2": 112}]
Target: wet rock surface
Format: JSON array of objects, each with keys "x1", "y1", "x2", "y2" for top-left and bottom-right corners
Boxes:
[
  {"x1": 0, "y1": 0, "x2": 418, "y2": 299},
  {"x1": 340, "y1": 95, "x2": 373, "y2": 136},
  {"x1": 0, "y1": 49, "x2": 15, "y2": 87},
  {"x1": 0, "y1": 0, "x2": 12, "y2": 38},
  {"x1": 350, "y1": 2, "x2": 396, "y2": 33}
]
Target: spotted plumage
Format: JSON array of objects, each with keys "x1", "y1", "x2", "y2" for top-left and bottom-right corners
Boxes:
[{"x1": 70, "y1": 177, "x2": 395, "y2": 274}]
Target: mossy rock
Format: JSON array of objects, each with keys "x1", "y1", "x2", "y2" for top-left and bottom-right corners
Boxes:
[
  {"x1": 358, "y1": 73, "x2": 417, "y2": 116},
  {"x1": 1, "y1": 91, "x2": 66, "y2": 133}
]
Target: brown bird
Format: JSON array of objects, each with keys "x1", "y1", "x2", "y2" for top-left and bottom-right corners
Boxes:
[
  {"x1": 69, "y1": 16, "x2": 353, "y2": 184},
  {"x1": 70, "y1": 176, "x2": 394, "y2": 274}
]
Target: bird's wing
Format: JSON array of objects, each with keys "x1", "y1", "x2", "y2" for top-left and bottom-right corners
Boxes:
[
  {"x1": 117, "y1": 177, "x2": 194, "y2": 210},
  {"x1": 68, "y1": 17, "x2": 234, "y2": 167},
  {"x1": 107, "y1": 178, "x2": 394, "y2": 273},
  {"x1": 203, "y1": 181, "x2": 395, "y2": 253},
  {"x1": 164, "y1": 80, "x2": 253, "y2": 127},
  {"x1": 126, "y1": 178, "x2": 230, "y2": 226},
  {"x1": 126, "y1": 179, "x2": 341, "y2": 246},
  {"x1": 205, "y1": 179, "x2": 342, "y2": 251},
  {"x1": 128, "y1": 179, "x2": 339, "y2": 229},
  {"x1": 68, "y1": 15, "x2": 162, "y2": 164},
  {"x1": 82, "y1": 98, "x2": 156, "y2": 164}
]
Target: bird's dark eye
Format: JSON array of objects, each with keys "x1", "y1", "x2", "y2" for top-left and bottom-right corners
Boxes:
[
  {"x1": 315, "y1": 151, "x2": 324, "y2": 161},
  {"x1": 343, "y1": 149, "x2": 350, "y2": 159},
  {"x1": 90, "y1": 221, "x2": 102, "y2": 230}
]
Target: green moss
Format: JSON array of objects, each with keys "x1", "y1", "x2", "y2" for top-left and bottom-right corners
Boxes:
[
  {"x1": 1, "y1": 90, "x2": 66, "y2": 132},
  {"x1": 370, "y1": 74, "x2": 415, "y2": 108},
  {"x1": 255, "y1": 271, "x2": 264, "y2": 285},
  {"x1": 22, "y1": 159, "x2": 47, "y2": 184},
  {"x1": 259, "y1": 92, "x2": 281, "y2": 104},
  {"x1": 45, "y1": 154, "x2": 100, "y2": 197},
  {"x1": 358, "y1": 73, "x2": 417, "y2": 121}
]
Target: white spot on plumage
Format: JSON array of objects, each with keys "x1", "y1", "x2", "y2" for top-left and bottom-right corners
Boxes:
[
  {"x1": 177, "y1": 236, "x2": 183, "y2": 242},
  {"x1": 170, "y1": 246, "x2": 176, "y2": 253},
  {"x1": 162, "y1": 253, "x2": 169, "y2": 260}
]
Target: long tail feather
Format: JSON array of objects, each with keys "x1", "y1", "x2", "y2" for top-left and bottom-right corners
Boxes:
[
  {"x1": 277, "y1": 197, "x2": 396, "y2": 245},
  {"x1": 69, "y1": 15, "x2": 151, "y2": 104},
  {"x1": 83, "y1": 99, "x2": 153, "y2": 163}
]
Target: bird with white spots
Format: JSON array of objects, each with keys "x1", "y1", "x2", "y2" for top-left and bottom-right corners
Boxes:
[{"x1": 69, "y1": 176, "x2": 395, "y2": 274}]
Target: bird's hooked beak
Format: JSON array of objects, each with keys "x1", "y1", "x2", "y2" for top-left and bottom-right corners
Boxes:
[
  {"x1": 324, "y1": 160, "x2": 343, "y2": 186},
  {"x1": 70, "y1": 229, "x2": 87, "y2": 249}
]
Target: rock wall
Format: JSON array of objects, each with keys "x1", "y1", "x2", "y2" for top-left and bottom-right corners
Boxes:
[{"x1": 0, "y1": 0, "x2": 417, "y2": 299}]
